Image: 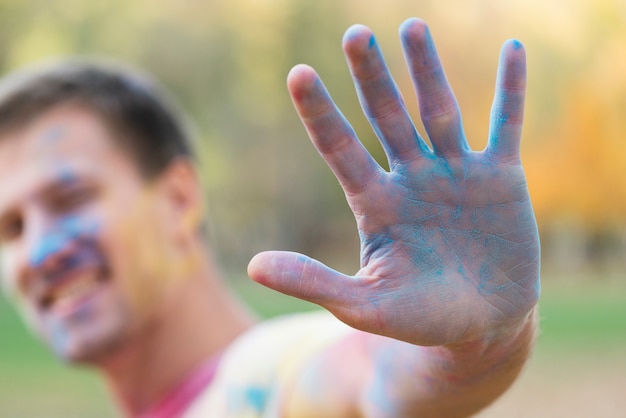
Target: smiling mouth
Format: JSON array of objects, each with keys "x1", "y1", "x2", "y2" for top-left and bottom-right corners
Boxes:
[{"x1": 40, "y1": 267, "x2": 108, "y2": 312}]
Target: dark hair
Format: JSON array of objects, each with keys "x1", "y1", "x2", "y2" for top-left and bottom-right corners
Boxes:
[{"x1": 0, "y1": 59, "x2": 195, "y2": 179}]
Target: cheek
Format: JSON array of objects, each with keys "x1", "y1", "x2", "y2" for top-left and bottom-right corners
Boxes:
[
  {"x1": 0, "y1": 249, "x2": 43, "y2": 337},
  {"x1": 0, "y1": 249, "x2": 19, "y2": 295},
  {"x1": 101, "y1": 196, "x2": 176, "y2": 318}
]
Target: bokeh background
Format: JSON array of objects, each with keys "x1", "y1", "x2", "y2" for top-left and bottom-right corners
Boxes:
[{"x1": 1, "y1": 0, "x2": 625, "y2": 416}]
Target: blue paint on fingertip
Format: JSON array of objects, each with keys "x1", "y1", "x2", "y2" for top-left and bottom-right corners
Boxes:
[
  {"x1": 512, "y1": 39, "x2": 522, "y2": 50},
  {"x1": 368, "y1": 34, "x2": 376, "y2": 48}
]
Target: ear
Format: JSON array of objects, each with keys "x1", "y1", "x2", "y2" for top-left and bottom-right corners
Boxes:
[{"x1": 153, "y1": 158, "x2": 204, "y2": 243}]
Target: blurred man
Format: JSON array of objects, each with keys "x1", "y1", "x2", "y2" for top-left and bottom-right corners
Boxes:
[{"x1": 0, "y1": 18, "x2": 539, "y2": 417}]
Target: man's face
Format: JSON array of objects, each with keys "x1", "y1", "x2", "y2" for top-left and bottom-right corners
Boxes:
[{"x1": 0, "y1": 105, "x2": 178, "y2": 363}]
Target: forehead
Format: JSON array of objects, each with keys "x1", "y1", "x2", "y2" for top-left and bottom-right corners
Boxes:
[{"x1": 0, "y1": 105, "x2": 139, "y2": 203}]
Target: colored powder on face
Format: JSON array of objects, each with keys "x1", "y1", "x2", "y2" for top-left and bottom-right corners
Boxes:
[
  {"x1": 55, "y1": 166, "x2": 77, "y2": 186},
  {"x1": 29, "y1": 215, "x2": 99, "y2": 268},
  {"x1": 41, "y1": 126, "x2": 65, "y2": 144},
  {"x1": 48, "y1": 315, "x2": 71, "y2": 359}
]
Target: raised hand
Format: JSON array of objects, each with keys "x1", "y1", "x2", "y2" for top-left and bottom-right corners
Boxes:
[{"x1": 248, "y1": 18, "x2": 540, "y2": 347}]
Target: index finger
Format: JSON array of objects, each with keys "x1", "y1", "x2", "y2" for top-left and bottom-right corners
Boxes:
[{"x1": 287, "y1": 64, "x2": 383, "y2": 195}]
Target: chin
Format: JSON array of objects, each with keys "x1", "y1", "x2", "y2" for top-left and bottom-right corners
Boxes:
[
  {"x1": 54, "y1": 330, "x2": 127, "y2": 365},
  {"x1": 43, "y1": 303, "x2": 133, "y2": 366}
]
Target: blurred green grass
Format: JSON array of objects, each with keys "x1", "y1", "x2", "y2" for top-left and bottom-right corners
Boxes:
[
  {"x1": 1, "y1": 276, "x2": 625, "y2": 418},
  {"x1": 534, "y1": 277, "x2": 626, "y2": 350}
]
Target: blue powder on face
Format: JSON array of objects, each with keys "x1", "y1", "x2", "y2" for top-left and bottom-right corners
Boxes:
[
  {"x1": 29, "y1": 215, "x2": 99, "y2": 268},
  {"x1": 41, "y1": 126, "x2": 65, "y2": 143}
]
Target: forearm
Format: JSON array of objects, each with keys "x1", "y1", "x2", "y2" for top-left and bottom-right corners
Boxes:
[
  {"x1": 361, "y1": 306, "x2": 539, "y2": 417},
  {"x1": 284, "y1": 307, "x2": 537, "y2": 418}
]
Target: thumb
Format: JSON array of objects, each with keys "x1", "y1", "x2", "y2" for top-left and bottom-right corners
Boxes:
[{"x1": 248, "y1": 251, "x2": 355, "y2": 309}]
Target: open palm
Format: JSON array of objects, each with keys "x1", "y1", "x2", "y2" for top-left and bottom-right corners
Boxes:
[{"x1": 249, "y1": 18, "x2": 540, "y2": 347}]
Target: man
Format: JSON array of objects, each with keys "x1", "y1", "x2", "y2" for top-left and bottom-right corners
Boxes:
[{"x1": 0, "y1": 18, "x2": 539, "y2": 417}]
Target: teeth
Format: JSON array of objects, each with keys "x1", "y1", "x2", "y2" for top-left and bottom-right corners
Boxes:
[{"x1": 47, "y1": 273, "x2": 100, "y2": 308}]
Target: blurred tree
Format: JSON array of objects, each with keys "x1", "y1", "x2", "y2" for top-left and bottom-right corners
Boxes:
[{"x1": 0, "y1": 0, "x2": 622, "y2": 274}]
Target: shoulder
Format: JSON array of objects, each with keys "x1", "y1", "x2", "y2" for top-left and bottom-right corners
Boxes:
[
  {"x1": 219, "y1": 310, "x2": 353, "y2": 387},
  {"x1": 184, "y1": 310, "x2": 353, "y2": 417},
  {"x1": 226, "y1": 310, "x2": 352, "y2": 364}
]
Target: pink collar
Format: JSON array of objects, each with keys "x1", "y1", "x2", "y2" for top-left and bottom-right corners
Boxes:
[{"x1": 138, "y1": 354, "x2": 222, "y2": 418}]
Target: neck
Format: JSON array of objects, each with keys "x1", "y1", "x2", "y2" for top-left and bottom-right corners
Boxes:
[{"x1": 99, "y1": 255, "x2": 256, "y2": 417}]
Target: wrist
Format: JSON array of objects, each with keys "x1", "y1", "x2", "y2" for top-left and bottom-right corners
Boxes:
[
  {"x1": 422, "y1": 306, "x2": 538, "y2": 396},
  {"x1": 443, "y1": 306, "x2": 539, "y2": 358}
]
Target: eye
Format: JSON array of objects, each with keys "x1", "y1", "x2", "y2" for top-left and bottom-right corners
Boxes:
[
  {"x1": 0, "y1": 215, "x2": 23, "y2": 243},
  {"x1": 50, "y1": 185, "x2": 98, "y2": 212}
]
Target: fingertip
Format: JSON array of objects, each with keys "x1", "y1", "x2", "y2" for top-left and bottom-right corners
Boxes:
[
  {"x1": 502, "y1": 39, "x2": 526, "y2": 58},
  {"x1": 399, "y1": 18, "x2": 437, "y2": 67},
  {"x1": 343, "y1": 24, "x2": 373, "y2": 44},
  {"x1": 247, "y1": 251, "x2": 310, "y2": 285},
  {"x1": 287, "y1": 64, "x2": 317, "y2": 86},
  {"x1": 497, "y1": 39, "x2": 526, "y2": 89},
  {"x1": 509, "y1": 39, "x2": 524, "y2": 51},
  {"x1": 399, "y1": 17, "x2": 429, "y2": 42},
  {"x1": 247, "y1": 251, "x2": 270, "y2": 284},
  {"x1": 342, "y1": 24, "x2": 375, "y2": 56},
  {"x1": 287, "y1": 64, "x2": 320, "y2": 100}
]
